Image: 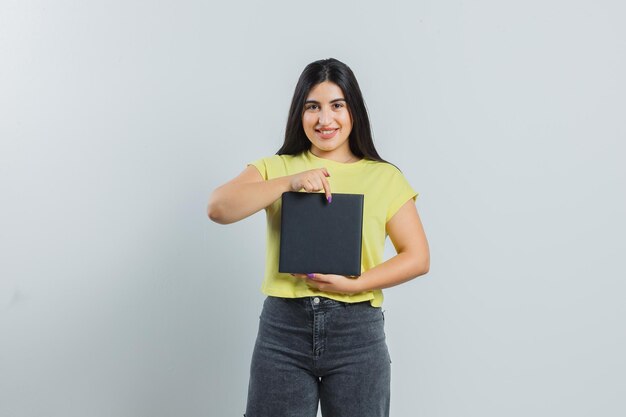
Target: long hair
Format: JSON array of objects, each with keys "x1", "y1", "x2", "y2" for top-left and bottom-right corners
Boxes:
[{"x1": 277, "y1": 58, "x2": 388, "y2": 163}]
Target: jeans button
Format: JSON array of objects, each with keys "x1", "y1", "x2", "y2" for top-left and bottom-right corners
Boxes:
[{"x1": 313, "y1": 297, "x2": 320, "y2": 304}]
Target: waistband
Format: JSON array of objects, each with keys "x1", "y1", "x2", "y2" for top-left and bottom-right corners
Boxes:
[{"x1": 267, "y1": 295, "x2": 372, "y2": 310}]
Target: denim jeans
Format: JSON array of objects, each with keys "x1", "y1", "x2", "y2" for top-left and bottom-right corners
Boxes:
[{"x1": 244, "y1": 296, "x2": 391, "y2": 417}]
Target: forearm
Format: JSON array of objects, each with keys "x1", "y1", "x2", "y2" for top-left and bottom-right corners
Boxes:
[
  {"x1": 208, "y1": 176, "x2": 291, "y2": 224},
  {"x1": 357, "y1": 252, "x2": 429, "y2": 292}
]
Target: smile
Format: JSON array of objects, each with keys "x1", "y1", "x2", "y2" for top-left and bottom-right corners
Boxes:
[{"x1": 316, "y1": 128, "x2": 339, "y2": 139}]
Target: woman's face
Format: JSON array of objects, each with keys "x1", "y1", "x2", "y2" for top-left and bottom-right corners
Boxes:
[{"x1": 302, "y1": 81, "x2": 353, "y2": 157}]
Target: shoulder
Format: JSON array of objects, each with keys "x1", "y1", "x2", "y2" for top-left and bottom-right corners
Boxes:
[
  {"x1": 249, "y1": 153, "x2": 295, "y2": 169},
  {"x1": 252, "y1": 153, "x2": 302, "y2": 165},
  {"x1": 362, "y1": 160, "x2": 416, "y2": 195},
  {"x1": 248, "y1": 153, "x2": 305, "y2": 179},
  {"x1": 360, "y1": 159, "x2": 405, "y2": 177}
]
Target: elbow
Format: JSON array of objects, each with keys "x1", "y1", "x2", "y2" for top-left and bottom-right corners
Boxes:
[
  {"x1": 414, "y1": 264, "x2": 429, "y2": 278},
  {"x1": 207, "y1": 195, "x2": 228, "y2": 224},
  {"x1": 208, "y1": 201, "x2": 240, "y2": 225},
  {"x1": 207, "y1": 205, "x2": 223, "y2": 224},
  {"x1": 419, "y1": 255, "x2": 430, "y2": 276},
  {"x1": 207, "y1": 203, "x2": 220, "y2": 223},
  {"x1": 207, "y1": 204, "x2": 231, "y2": 225},
  {"x1": 410, "y1": 253, "x2": 430, "y2": 277}
]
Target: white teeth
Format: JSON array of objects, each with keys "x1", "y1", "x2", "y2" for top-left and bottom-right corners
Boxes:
[{"x1": 320, "y1": 129, "x2": 336, "y2": 134}]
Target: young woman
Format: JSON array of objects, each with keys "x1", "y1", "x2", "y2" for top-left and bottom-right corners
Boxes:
[{"x1": 207, "y1": 58, "x2": 430, "y2": 417}]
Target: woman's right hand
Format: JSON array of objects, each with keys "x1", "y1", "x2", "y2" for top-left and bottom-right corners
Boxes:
[{"x1": 289, "y1": 168, "x2": 332, "y2": 202}]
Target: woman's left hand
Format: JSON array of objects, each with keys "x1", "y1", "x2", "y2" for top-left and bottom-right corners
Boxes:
[{"x1": 291, "y1": 273, "x2": 363, "y2": 295}]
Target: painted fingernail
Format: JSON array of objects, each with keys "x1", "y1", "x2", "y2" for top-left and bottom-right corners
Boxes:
[
  {"x1": 306, "y1": 273, "x2": 314, "y2": 279},
  {"x1": 327, "y1": 196, "x2": 332, "y2": 203}
]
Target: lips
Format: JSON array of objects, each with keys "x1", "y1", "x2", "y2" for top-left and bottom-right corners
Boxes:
[{"x1": 316, "y1": 128, "x2": 338, "y2": 139}]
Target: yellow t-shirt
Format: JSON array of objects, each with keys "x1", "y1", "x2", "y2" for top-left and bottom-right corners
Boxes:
[{"x1": 248, "y1": 149, "x2": 418, "y2": 307}]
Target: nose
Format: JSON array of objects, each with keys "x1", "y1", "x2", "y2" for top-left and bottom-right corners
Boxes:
[{"x1": 318, "y1": 107, "x2": 332, "y2": 126}]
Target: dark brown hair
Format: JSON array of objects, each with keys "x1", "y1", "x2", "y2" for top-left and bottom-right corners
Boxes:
[{"x1": 277, "y1": 58, "x2": 388, "y2": 164}]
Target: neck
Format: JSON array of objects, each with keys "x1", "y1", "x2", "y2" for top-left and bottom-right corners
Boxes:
[{"x1": 309, "y1": 148, "x2": 360, "y2": 163}]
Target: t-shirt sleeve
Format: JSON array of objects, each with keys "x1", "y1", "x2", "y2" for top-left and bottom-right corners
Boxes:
[
  {"x1": 386, "y1": 170, "x2": 419, "y2": 222},
  {"x1": 247, "y1": 157, "x2": 268, "y2": 180}
]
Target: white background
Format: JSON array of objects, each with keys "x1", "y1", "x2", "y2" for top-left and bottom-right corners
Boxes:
[{"x1": 1, "y1": 0, "x2": 625, "y2": 416}]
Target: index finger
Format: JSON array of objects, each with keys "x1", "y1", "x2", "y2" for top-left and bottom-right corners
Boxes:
[{"x1": 321, "y1": 171, "x2": 332, "y2": 203}]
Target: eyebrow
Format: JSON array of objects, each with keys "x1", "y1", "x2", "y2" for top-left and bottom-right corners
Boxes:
[{"x1": 304, "y1": 98, "x2": 346, "y2": 104}]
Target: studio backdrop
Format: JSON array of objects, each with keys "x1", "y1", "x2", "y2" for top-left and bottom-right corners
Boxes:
[{"x1": 1, "y1": 1, "x2": 625, "y2": 416}]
